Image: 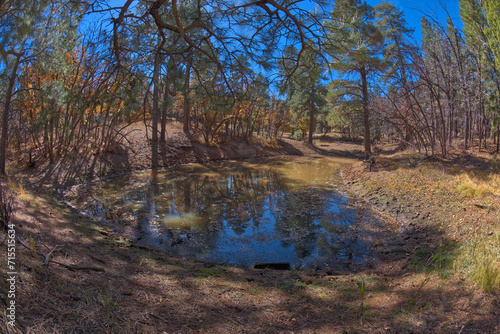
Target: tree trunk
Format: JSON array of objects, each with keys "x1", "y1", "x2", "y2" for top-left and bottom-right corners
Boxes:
[
  {"x1": 360, "y1": 65, "x2": 371, "y2": 160},
  {"x1": 183, "y1": 61, "x2": 192, "y2": 134},
  {"x1": 496, "y1": 124, "x2": 499, "y2": 153},
  {"x1": 308, "y1": 103, "x2": 315, "y2": 144},
  {"x1": 0, "y1": 56, "x2": 21, "y2": 175},
  {"x1": 151, "y1": 47, "x2": 161, "y2": 170},
  {"x1": 152, "y1": 49, "x2": 161, "y2": 143},
  {"x1": 464, "y1": 108, "x2": 470, "y2": 149},
  {"x1": 160, "y1": 75, "x2": 169, "y2": 142}
]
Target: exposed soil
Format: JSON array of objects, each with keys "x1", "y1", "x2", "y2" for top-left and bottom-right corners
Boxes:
[
  {"x1": 1, "y1": 126, "x2": 499, "y2": 333},
  {"x1": 106, "y1": 122, "x2": 319, "y2": 171},
  {"x1": 21, "y1": 122, "x2": 317, "y2": 189}
]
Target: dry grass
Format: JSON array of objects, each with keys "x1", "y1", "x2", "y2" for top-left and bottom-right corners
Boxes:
[
  {"x1": 454, "y1": 231, "x2": 500, "y2": 292},
  {"x1": 346, "y1": 149, "x2": 500, "y2": 295},
  {"x1": 454, "y1": 172, "x2": 500, "y2": 200}
]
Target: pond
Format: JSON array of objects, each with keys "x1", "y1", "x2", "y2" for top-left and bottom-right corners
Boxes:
[{"x1": 68, "y1": 156, "x2": 388, "y2": 270}]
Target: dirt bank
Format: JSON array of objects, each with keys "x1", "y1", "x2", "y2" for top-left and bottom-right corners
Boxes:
[
  {"x1": 117, "y1": 123, "x2": 318, "y2": 170},
  {"x1": 19, "y1": 122, "x2": 320, "y2": 190}
]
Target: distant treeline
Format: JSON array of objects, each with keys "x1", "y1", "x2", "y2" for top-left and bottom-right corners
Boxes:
[{"x1": 1, "y1": 0, "x2": 499, "y2": 175}]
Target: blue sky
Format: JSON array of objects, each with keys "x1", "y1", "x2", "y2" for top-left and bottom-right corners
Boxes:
[
  {"x1": 365, "y1": 0, "x2": 463, "y2": 40},
  {"x1": 86, "y1": 1, "x2": 463, "y2": 42}
]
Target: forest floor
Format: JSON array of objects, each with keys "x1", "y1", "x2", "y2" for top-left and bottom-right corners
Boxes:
[{"x1": 1, "y1": 122, "x2": 499, "y2": 333}]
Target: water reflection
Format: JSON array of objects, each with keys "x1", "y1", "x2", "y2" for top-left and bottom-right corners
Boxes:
[{"x1": 78, "y1": 157, "x2": 382, "y2": 269}]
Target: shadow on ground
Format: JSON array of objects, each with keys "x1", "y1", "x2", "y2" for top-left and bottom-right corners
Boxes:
[{"x1": 3, "y1": 182, "x2": 499, "y2": 334}]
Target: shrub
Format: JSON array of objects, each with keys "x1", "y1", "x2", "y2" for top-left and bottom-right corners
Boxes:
[{"x1": 293, "y1": 130, "x2": 303, "y2": 141}]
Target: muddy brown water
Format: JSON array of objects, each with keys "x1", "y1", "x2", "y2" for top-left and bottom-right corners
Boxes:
[{"x1": 68, "y1": 156, "x2": 388, "y2": 270}]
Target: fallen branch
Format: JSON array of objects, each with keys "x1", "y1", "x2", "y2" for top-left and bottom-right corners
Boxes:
[
  {"x1": 16, "y1": 236, "x2": 105, "y2": 272},
  {"x1": 409, "y1": 156, "x2": 430, "y2": 167},
  {"x1": 130, "y1": 311, "x2": 168, "y2": 322},
  {"x1": 16, "y1": 235, "x2": 55, "y2": 262},
  {"x1": 50, "y1": 260, "x2": 106, "y2": 272},
  {"x1": 395, "y1": 137, "x2": 415, "y2": 147},
  {"x1": 89, "y1": 254, "x2": 107, "y2": 264},
  {"x1": 148, "y1": 312, "x2": 169, "y2": 322},
  {"x1": 42, "y1": 245, "x2": 62, "y2": 265},
  {"x1": 473, "y1": 201, "x2": 492, "y2": 209}
]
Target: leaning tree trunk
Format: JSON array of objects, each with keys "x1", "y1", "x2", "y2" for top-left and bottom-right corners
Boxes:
[{"x1": 0, "y1": 56, "x2": 21, "y2": 176}]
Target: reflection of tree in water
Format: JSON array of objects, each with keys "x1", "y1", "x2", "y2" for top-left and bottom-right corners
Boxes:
[
  {"x1": 315, "y1": 197, "x2": 373, "y2": 266},
  {"x1": 273, "y1": 189, "x2": 325, "y2": 259},
  {"x1": 271, "y1": 186, "x2": 374, "y2": 266},
  {"x1": 210, "y1": 169, "x2": 287, "y2": 235},
  {"x1": 88, "y1": 159, "x2": 378, "y2": 268},
  {"x1": 114, "y1": 166, "x2": 291, "y2": 237}
]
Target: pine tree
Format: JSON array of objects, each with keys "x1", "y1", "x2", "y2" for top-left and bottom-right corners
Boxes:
[
  {"x1": 483, "y1": 0, "x2": 500, "y2": 152},
  {"x1": 326, "y1": 0, "x2": 384, "y2": 160},
  {"x1": 0, "y1": 0, "x2": 84, "y2": 175},
  {"x1": 280, "y1": 44, "x2": 327, "y2": 144},
  {"x1": 483, "y1": 0, "x2": 500, "y2": 71}
]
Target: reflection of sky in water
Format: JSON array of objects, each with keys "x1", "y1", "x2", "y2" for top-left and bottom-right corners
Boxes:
[{"x1": 80, "y1": 156, "x2": 383, "y2": 270}]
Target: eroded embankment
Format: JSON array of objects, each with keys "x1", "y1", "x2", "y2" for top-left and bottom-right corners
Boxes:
[
  {"x1": 17, "y1": 122, "x2": 319, "y2": 189},
  {"x1": 340, "y1": 153, "x2": 500, "y2": 291},
  {"x1": 88, "y1": 122, "x2": 319, "y2": 174}
]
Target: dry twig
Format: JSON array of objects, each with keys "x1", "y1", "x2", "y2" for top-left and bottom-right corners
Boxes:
[{"x1": 16, "y1": 236, "x2": 105, "y2": 272}]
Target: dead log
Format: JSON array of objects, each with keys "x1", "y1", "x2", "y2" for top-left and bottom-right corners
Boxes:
[{"x1": 254, "y1": 262, "x2": 290, "y2": 270}]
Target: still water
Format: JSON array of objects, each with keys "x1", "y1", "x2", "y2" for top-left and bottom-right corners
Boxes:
[{"x1": 70, "y1": 156, "x2": 385, "y2": 270}]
